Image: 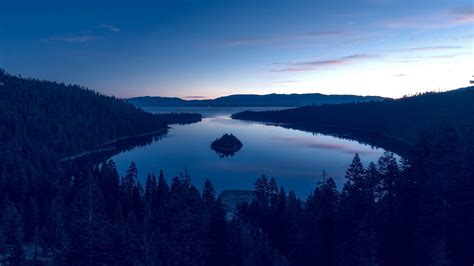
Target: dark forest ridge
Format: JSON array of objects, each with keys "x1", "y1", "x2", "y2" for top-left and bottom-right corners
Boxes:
[
  {"x1": 0, "y1": 69, "x2": 200, "y2": 187},
  {"x1": 127, "y1": 93, "x2": 388, "y2": 107},
  {"x1": 233, "y1": 86, "x2": 474, "y2": 145}
]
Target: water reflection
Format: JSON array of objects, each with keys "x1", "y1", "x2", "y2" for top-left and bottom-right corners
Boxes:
[{"x1": 112, "y1": 107, "x2": 395, "y2": 197}]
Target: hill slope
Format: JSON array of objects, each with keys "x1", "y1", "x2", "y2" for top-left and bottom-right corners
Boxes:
[
  {"x1": 233, "y1": 86, "x2": 474, "y2": 145},
  {"x1": 0, "y1": 69, "x2": 199, "y2": 183},
  {"x1": 128, "y1": 93, "x2": 388, "y2": 107}
]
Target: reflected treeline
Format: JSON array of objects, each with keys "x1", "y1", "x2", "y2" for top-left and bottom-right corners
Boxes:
[
  {"x1": 277, "y1": 123, "x2": 411, "y2": 156},
  {"x1": 61, "y1": 113, "x2": 203, "y2": 166},
  {"x1": 155, "y1": 112, "x2": 202, "y2": 125},
  {"x1": 61, "y1": 130, "x2": 167, "y2": 168}
]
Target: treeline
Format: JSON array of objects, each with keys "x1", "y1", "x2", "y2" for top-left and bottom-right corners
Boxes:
[
  {"x1": 239, "y1": 124, "x2": 474, "y2": 265},
  {"x1": 0, "y1": 69, "x2": 162, "y2": 186},
  {"x1": 0, "y1": 69, "x2": 170, "y2": 158},
  {"x1": 0, "y1": 160, "x2": 287, "y2": 265},
  {"x1": 1, "y1": 124, "x2": 473, "y2": 265},
  {"x1": 0, "y1": 70, "x2": 200, "y2": 244},
  {"x1": 232, "y1": 86, "x2": 474, "y2": 144}
]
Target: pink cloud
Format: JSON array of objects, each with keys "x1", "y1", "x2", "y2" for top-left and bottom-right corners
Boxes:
[
  {"x1": 272, "y1": 54, "x2": 378, "y2": 72},
  {"x1": 383, "y1": 7, "x2": 474, "y2": 29}
]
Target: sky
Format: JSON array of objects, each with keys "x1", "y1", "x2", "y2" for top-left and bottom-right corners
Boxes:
[{"x1": 1, "y1": 0, "x2": 473, "y2": 99}]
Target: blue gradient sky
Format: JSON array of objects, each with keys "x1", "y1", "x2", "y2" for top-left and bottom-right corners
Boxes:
[{"x1": 1, "y1": 0, "x2": 473, "y2": 98}]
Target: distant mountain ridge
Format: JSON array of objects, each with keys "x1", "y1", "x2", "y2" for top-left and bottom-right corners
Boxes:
[{"x1": 127, "y1": 93, "x2": 388, "y2": 107}]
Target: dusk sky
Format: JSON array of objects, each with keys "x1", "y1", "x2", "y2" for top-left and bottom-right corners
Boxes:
[{"x1": 1, "y1": 0, "x2": 473, "y2": 98}]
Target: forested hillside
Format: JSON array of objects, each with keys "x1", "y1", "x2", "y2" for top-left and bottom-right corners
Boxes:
[
  {"x1": 0, "y1": 69, "x2": 167, "y2": 157},
  {"x1": 233, "y1": 86, "x2": 474, "y2": 144},
  {"x1": 1, "y1": 124, "x2": 472, "y2": 265},
  {"x1": 0, "y1": 69, "x2": 200, "y2": 263},
  {"x1": 0, "y1": 69, "x2": 200, "y2": 165}
]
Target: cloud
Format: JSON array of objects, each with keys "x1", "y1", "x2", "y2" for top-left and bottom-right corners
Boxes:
[
  {"x1": 219, "y1": 31, "x2": 345, "y2": 47},
  {"x1": 43, "y1": 35, "x2": 102, "y2": 43},
  {"x1": 272, "y1": 54, "x2": 378, "y2": 72},
  {"x1": 97, "y1": 24, "x2": 120, "y2": 32},
  {"x1": 451, "y1": 7, "x2": 474, "y2": 24},
  {"x1": 390, "y1": 53, "x2": 468, "y2": 63},
  {"x1": 383, "y1": 7, "x2": 474, "y2": 29},
  {"x1": 272, "y1": 68, "x2": 315, "y2": 73},
  {"x1": 395, "y1": 74, "x2": 406, "y2": 77},
  {"x1": 452, "y1": 33, "x2": 474, "y2": 40},
  {"x1": 390, "y1": 45, "x2": 463, "y2": 53}
]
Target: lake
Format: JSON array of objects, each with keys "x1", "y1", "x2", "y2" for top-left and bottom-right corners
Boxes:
[{"x1": 112, "y1": 107, "x2": 392, "y2": 197}]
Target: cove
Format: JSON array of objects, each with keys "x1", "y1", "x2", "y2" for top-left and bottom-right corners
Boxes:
[{"x1": 112, "y1": 107, "x2": 393, "y2": 197}]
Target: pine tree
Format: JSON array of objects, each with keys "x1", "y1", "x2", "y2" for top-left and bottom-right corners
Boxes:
[
  {"x1": 365, "y1": 162, "x2": 380, "y2": 201},
  {"x1": 253, "y1": 175, "x2": 269, "y2": 209},
  {"x1": 337, "y1": 154, "x2": 377, "y2": 265},
  {"x1": 377, "y1": 151, "x2": 400, "y2": 199},
  {"x1": 99, "y1": 160, "x2": 121, "y2": 219},
  {"x1": 42, "y1": 198, "x2": 69, "y2": 264},
  {"x1": 202, "y1": 179, "x2": 216, "y2": 205},
  {"x1": 345, "y1": 153, "x2": 365, "y2": 189},
  {"x1": 204, "y1": 197, "x2": 228, "y2": 266},
  {"x1": 122, "y1": 162, "x2": 138, "y2": 195},
  {"x1": 154, "y1": 170, "x2": 169, "y2": 209},
  {"x1": 111, "y1": 201, "x2": 129, "y2": 264},
  {"x1": 303, "y1": 175, "x2": 338, "y2": 266},
  {"x1": 277, "y1": 186, "x2": 287, "y2": 211},
  {"x1": 268, "y1": 177, "x2": 278, "y2": 209},
  {"x1": 68, "y1": 172, "x2": 111, "y2": 264},
  {"x1": 145, "y1": 173, "x2": 154, "y2": 203}
]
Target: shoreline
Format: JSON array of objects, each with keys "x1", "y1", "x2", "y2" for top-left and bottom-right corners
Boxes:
[
  {"x1": 233, "y1": 118, "x2": 412, "y2": 156},
  {"x1": 60, "y1": 127, "x2": 169, "y2": 162}
]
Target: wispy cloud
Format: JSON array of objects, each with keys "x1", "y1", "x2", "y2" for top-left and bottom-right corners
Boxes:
[
  {"x1": 390, "y1": 45, "x2": 463, "y2": 53},
  {"x1": 451, "y1": 7, "x2": 474, "y2": 24},
  {"x1": 43, "y1": 35, "x2": 103, "y2": 43},
  {"x1": 272, "y1": 67, "x2": 315, "y2": 73},
  {"x1": 219, "y1": 31, "x2": 345, "y2": 47},
  {"x1": 97, "y1": 24, "x2": 120, "y2": 32},
  {"x1": 390, "y1": 52, "x2": 470, "y2": 63},
  {"x1": 272, "y1": 54, "x2": 379, "y2": 72},
  {"x1": 383, "y1": 7, "x2": 474, "y2": 29}
]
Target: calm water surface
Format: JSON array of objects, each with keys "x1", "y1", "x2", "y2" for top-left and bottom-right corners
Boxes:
[{"x1": 112, "y1": 107, "x2": 391, "y2": 197}]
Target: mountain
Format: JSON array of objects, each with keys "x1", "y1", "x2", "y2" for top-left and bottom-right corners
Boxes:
[
  {"x1": 128, "y1": 93, "x2": 388, "y2": 107},
  {"x1": 233, "y1": 86, "x2": 474, "y2": 146}
]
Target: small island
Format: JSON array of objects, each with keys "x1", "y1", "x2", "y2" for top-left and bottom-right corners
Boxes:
[{"x1": 211, "y1": 133, "x2": 243, "y2": 157}]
